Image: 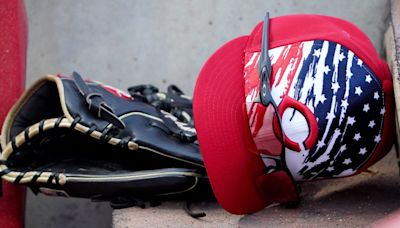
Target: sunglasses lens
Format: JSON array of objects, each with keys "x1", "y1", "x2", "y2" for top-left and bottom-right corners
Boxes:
[{"x1": 248, "y1": 102, "x2": 283, "y2": 156}]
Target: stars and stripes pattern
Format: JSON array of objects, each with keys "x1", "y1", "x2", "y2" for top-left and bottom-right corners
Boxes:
[
  {"x1": 292, "y1": 40, "x2": 385, "y2": 180},
  {"x1": 243, "y1": 40, "x2": 385, "y2": 181}
]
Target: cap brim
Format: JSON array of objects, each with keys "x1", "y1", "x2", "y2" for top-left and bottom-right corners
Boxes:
[{"x1": 193, "y1": 36, "x2": 270, "y2": 214}]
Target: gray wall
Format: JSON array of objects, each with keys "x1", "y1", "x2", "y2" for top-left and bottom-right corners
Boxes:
[{"x1": 24, "y1": 1, "x2": 389, "y2": 227}]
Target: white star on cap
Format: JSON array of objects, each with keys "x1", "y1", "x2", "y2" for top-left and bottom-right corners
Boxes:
[
  {"x1": 374, "y1": 91, "x2": 380, "y2": 100},
  {"x1": 354, "y1": 133, "x2": 361, "y2": 141},
  {"x1": 317, "y1": 140, "x2": 326, "y2": 149},
  {"x1": 313, "y1": 49, "x2": 321, "y2": 57},
  {"x1": 347, "y1": 116, "x2": 356, "y2": 126},
  {"x1": 332, "y1": 82, "x2": 340, "y2": 94},
  {"x1": 363, "y1": 103, "x2": 370, "y2": 112},
  {"x1": 338, "y1": 52, "x2": 345, "y2": 62},
  {"x1": 355, "y1": 86, "x2": 363, "y2": 96},
  {"x1": 341, "y1": 99, "x2": 349, "y2": 109},
  {"x1": 357, "y1": 59, "x2": 363, "y2": 66},
  {"x1": 323, "y1": 65, "x2": 331, "y2": 75},
  {"x1": 380, "y1": 108, "x2": 385, "y2": 115},
  {"x1": 326, "y1": 112, "x2": 335, "y2": 120},
  {"x1": 365, "y1": 75, "x2": 372, "y2": 83},
  {"x1": 343, "y1": 158, "x2": 352, "y2": 165},
  {"x1": 317, "y1": 94, "x2": 327, "y2": 105},
  {"x1": 346, "y1": 70, "x2": 353, "y2": 77},
  {"x1": 374, "y1": 134, "x2": 381, "y2": 143},
  {"x1": 340, "y1": 144, "x2": 347, "y2": 152},
  {"x1": 368, "y1": 120, "x2": 376, "y2": 128},
  {"x1": 326, "y1": 166, "x2": 335, "y2": 172},
  {"x1": 359, "y1": 147, "x2": 367, "y2": 155}
]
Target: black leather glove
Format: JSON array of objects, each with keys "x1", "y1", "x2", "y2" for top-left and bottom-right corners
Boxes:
[{"x1": 0, "y1": 72, "x2": 211, "y2": 217}]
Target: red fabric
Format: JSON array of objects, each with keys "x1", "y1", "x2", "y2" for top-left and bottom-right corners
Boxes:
[
  {"x1": 194, "y1": 14, "x2": 394, "y2": 215},
  {"x1": 256, "y1": 171, "x2": 299, "y2": 206},
  {"x1": 0, "y1": 0, "x2": 27, "y2": 227},
  {"x1": 194, "y1": 36, "x2": 269, "y2": 214}
]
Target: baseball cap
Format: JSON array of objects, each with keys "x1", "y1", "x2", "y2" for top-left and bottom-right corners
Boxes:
[{"x1": 193, "y1": 14, "x2": 394, "y2": 214}]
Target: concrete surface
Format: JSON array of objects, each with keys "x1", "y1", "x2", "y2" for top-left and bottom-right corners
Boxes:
[
  {"x1": 113, "y1": 149, "x2": 400, "y2": 228},
  {"x1": 386, "y1": 0, "x2": 400, "y2": 152},
  {"x1": 23, "y1": 0, "x2": 390, "y2": 227},
  {"x1": 25, "y1": 194, "x2": 112, "y2": 228}
]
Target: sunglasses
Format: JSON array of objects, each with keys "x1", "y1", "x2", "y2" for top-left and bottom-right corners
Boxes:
[{"x1": 256, "y1": 12, "x2": 317, "y2": 172}]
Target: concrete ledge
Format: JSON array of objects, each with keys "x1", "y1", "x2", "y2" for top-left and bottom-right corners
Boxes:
[
  {"x1": 112, "y1": 202, "x2": 241, "y2": 228},
  {"x1": 385, "y1": 0, "x2": 400, "y2": 149}
]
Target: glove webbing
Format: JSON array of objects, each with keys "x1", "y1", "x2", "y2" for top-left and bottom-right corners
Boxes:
[
  {"x1": 127, "y1": 84, "x2": 196, "y2": 142},
  {"x1": 128, "y1": 84, "x2": 194, "y2": 126}
]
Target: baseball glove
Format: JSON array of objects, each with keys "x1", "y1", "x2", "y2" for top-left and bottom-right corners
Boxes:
[{"x1": 0, "y1": 72, "x2": 211, "y2": 217}]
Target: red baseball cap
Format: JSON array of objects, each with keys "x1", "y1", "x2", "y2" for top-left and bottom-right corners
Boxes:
[{"x1": 193, "y1": 14, "x2": 394, "y2": 214}]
